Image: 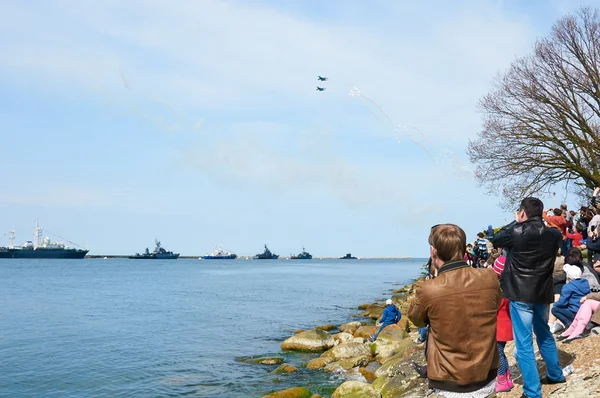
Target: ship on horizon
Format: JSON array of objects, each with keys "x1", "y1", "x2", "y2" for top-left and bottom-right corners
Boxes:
[
  {"x1": 253, "y1": 244, "x2": 279, "y2": 260},
  {"x1": 202, "y1": 246, "x2": 237, "y2": 260},
  {"x1": 0, "y1": 220, "x2": 89, "y2": 259},
  {"x1": 290, "y1": 247, "x2": 312, "y2": 260},
  {"x1": 129, "y1": 239, "x2": 179, "y2": 260}
]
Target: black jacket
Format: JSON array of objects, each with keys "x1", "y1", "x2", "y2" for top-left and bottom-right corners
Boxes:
[{"x1": 492, "y1": 217, "x2": 561, "y2": 304}]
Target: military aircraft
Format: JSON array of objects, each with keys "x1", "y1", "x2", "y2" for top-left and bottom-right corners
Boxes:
[
  {"x1": 317, "y1": 76, "x2": 328, "y2": 81},
  {"x1": 316, "y1": 86, "x2": 326, "y2": 91}
]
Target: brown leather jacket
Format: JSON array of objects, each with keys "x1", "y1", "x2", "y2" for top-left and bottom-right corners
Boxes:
[{"x1": 408, "y1": 260, "x2": 502, "y2": 393}]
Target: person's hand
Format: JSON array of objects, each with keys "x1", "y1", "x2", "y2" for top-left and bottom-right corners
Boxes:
[
  {"x1": 375, "y1": 322, "x2": 381, "y2": 326},
  {"x1": 581, "y1": 296, "x2": 588, "y2": 303},
  {"x1": 594, "y1": 187, "x2": 600, "y2": 196}
]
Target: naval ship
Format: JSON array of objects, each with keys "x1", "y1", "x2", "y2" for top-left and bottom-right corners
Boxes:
[{"x1": 0, "y1": 220, "x2": 89, "y2": 259}]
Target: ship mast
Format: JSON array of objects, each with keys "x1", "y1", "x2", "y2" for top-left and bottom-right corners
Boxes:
[
  {"x1": 8, "y1": 226, "x2": 15, "y2": 249},
  {"x1": 34, "y1": 218, "x2": 42, "y2": 249}
]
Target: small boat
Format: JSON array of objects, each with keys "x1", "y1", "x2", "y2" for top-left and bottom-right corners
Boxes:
[
  {"x1": 254, "y1": 244, "x2": 279, "y2": 259},
  {"x1": 202, "y1": 246, "x2": 237, "y2": 260},
  {"x1": 129, "y1": 239, "x2": 179, "y2": 259},
  {"x1": 340, "y1": 253, "x2": 358, "y2": 260},
  {"x1": 290, "y1": 247, "x2": 312, "y2": 260}
]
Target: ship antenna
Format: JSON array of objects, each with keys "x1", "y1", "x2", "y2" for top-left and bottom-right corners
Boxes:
[
  {"x1": 8, "y1": 225, "x2": 15, "y2": 249},
  {"x1": 34, "y1": 218, "x2": 42, "y2": 249}
]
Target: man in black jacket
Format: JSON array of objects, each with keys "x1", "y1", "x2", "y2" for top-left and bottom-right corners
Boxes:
[{"x1": 492, "y1": 197, "x2": 565, "y2": 398}]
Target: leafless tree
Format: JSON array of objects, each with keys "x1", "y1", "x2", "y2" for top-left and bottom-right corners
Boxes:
[{"x1": 468, "y1": 7, "x2": 600, "y2": 209}]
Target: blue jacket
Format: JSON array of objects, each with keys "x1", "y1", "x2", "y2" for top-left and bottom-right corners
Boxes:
[
  {"x1": 554, "y1": 278, "x2": 591, "y2": 313},
  {"x1": 380, "y1": 304, "x2": 401, "y2": 325}
]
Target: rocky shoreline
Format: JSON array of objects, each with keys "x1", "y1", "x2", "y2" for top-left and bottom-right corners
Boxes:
[{"x1": 255, "y1": 277, "x2": 600, "y2": 398}]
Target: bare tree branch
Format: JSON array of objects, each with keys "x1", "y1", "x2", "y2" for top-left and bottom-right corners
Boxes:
[{"x1": 468, "y1": 7, "x2": 600, "y2": 209}]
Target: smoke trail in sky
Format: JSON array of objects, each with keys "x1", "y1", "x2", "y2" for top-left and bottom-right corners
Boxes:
[{"x1": 348, "y1": 86, "x2": 472, "y2": 181}]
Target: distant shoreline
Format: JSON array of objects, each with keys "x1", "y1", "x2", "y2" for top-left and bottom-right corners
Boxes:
[{"x1": 85, "y1": 255, "x2": 416, "y2": 260}]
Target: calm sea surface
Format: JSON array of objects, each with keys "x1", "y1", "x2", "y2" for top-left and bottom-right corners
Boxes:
[{"x1": 0, "y1": 258, "x2": 425, "y2": 397}]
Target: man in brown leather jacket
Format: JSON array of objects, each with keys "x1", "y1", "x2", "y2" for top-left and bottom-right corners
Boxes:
[{"x1": 408, "y1": 224, "x2": 502, "y2": 397}]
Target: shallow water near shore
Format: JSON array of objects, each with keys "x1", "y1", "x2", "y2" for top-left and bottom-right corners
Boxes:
[{"x1": 0, "y1": 258, "x2": 425, "y2": 397}]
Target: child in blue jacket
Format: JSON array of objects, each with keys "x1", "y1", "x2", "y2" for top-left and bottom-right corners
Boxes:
[
  {"x1": 369, "y1": 299, "x2": 401, "y2": 341},
  {"x1": 552, "y1": 264, "x2": 591, "y2": 328}
]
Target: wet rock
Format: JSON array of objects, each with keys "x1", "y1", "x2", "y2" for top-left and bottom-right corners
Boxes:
[
  {"x1": 354, "y1": 325, "x2": 379, "y2": 338},
  {"x1": 281, "y1": 329, "x2": 335, "y2": 352},
  {"x1": 273, "y1": 363, "x2": 298, "y2": 374},
  {"x1": 317, "y1": 324, "x2": 336, "y2": 331},
  {"x1": 331, "y1": 380, "x2": 380, "y2": 398},
  {"x1": 357, "y1": 303, "x2": 370, "y2": 310},
  {"x1": 333, "y1": 332, "x2": 354, "y2": 344},
  {"x1": 340, "y1": 321, "x2": 363, "y2": 334},
  {"x1": 359, "y1": 362, "x2": 380, "y2": 382},
  {"x1": 254, "y1": 357, "x2": 285, "y2": 365},
  {"x1": 325, "y1": 355, "x2": 371, "y2": 372},
  {"x1": 263, "y1": 387, "x2": 313, "y2": 398},
  {"x1": 306, "y1": 356, "x2": 334, "y2": 370},
  {"x1": 294, "y1": 329, "x2": 304, "y2": 335}
]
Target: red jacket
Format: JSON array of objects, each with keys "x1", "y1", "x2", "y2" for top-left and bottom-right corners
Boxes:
[
  {"x1": 566, "y1": 230, "x2": 583, "y2": 247},
  {"x1": 497, "y1": 298, "x2": 513, "y2": 342}
]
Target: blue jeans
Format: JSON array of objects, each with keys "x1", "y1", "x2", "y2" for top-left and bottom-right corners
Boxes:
[
  {"x1": 372, "y1": 322, "x2": 393, "y2": 340},
  {"x1": 418, "y1": 326, "x2": 429, "y2": 342},
  {"x1": 510, "y1": 301, "x2": 564, "y2": 398},
  {"x1": 551, "y1": 306, "x2": 577, "y2": 327}
]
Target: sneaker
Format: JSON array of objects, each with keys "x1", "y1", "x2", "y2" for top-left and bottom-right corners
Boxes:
[
  {"x1": 540, "y1": 375, "x2": 566, "y2": 384},
  {"x1": 550, "y1": 320, "x2": 565, "y2": 334},
  {"x1": 495, "y1": 373, "x2": 513, "y2": 392},
  {"x1": 411, "y1": 361, "x2": 427, "y2": 378}
]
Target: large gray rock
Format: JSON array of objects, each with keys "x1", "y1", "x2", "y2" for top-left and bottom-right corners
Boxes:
[
  {"x1": 328, "y1": 342, "x2": 371, "y2": 360},
  {"x1": 281, "y1": 328, "x2": 335, "y2": 352},
  {"x1": 333, "y1": 332, "x2": 354, "y2": 344},
  {"x1": 340, "y1": 321, "x2": 363, "y2": 334},
  {"x1": 332, "y1": 381, "x2": 381, "y2": 398}
]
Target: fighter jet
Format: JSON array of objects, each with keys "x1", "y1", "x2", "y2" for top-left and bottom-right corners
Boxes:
[
  {"x1": 316, "y1": 86, "x2": 326, "y2": 91},
  {"x1": 317, "y1": 76, "x2": 328, "y2": 81}
]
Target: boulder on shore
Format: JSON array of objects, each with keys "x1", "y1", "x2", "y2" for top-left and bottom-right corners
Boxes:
[
  {"x1": 324, "y1": 355, "x2": 370, "y2": 372},
  {"x1": 254, "y1": 357, "x2": 284, "y2": 365},
  {"x1": 376, "y1": 324, "x2": 409, "y2": 342},
  {"x1": 317, "y1": 324, "x2": 337, "y2": 331},
  {"x1": 306, "y1": 356, "x2": 334, "y2": 370},
  {"x1": 333, "y1": 332, "x2": 354, "y2": 344},
  {"x1": 354, "y1": 325, "x2": 379, "y2": 338},
  {"x1": 362, "y1": 305, "x2": 385, "y2": 320},
  {"x1": 340, "y1": 321, "x2": 363, "y2": 334},
  {"x1": 325, "y1": 342, "x2": 371, "y2": 360},
  {"x1": 273, "y1": 363, "x2": 298, "y2": 374},
  {"x1": 263, "y1": 387, "x2": 313, "y2": 398},
  {"x1": 281, "y1": 329, "x2": 335, "y2": 352},
  {"x1": 331, "y1": 381, "x2": 380, "y2": 398}
]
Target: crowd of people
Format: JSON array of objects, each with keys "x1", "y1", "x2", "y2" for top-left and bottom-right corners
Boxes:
[{"x1": 404, "y1": 195, "x2": 600, "y2": 398}]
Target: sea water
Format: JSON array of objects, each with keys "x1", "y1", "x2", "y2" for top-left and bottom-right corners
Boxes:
[{"x1": 0, "y1": 258, "x2": 425, "y2": 397}]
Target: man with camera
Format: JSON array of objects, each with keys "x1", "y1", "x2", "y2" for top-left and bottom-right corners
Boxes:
[
  {"x1": 493, "y1": 197, "x2": 565, "y2": 398},
  {"x1": 408, "y1": 224, "x2": 502, "y2": 397}
]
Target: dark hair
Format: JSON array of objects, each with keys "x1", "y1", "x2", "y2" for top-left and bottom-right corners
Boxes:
[
  {"x1": 519, "y1": 197, "x2": 544, "y2": 218},
  {"x1": 477, "y1": 232, "x2": 484, "y2": 238},
  {"x1": 553, "y1": 208, "x2": 563, "y2": 216},
  {"x1": 564, "y1": 247, "x2": 583, "y2": 267},
  {"x1": 576, "y1": 223, "x2": 583, "y2": 233}
]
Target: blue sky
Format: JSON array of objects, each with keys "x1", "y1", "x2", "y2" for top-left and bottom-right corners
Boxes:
[{"x1": 0, "y1": 0, "x2": 590, "y2": 256}]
